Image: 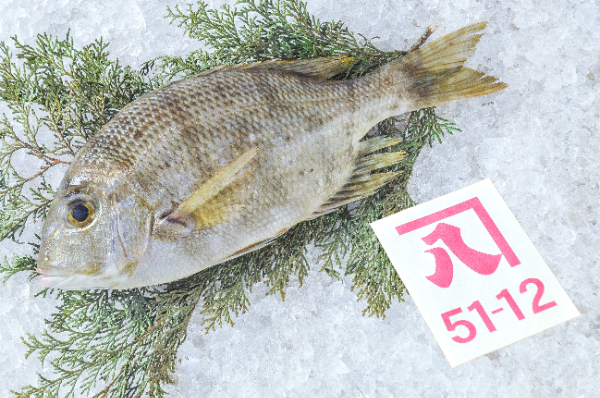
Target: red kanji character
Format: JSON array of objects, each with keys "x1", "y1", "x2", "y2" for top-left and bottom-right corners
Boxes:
[{"x1": 422, "y1": 223, "x2": 502, "y2": 288}]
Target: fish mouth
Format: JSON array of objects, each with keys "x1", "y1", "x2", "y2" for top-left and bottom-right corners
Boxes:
[
  {"x1": 36, "y1": 267, "x2": 127, "y2": 290},
  {"x1": 36, "y1": 268, "x2": 72, "y2": 288},
  {"x1": 36, "y1": 267, "x2": 72, "y2": 277},
  {"x1": 39, "y1": 275, "x2": 70, "y2": 288},
  {"x1": 36, "y1": 267, "x2": 73, "y2": 288}
]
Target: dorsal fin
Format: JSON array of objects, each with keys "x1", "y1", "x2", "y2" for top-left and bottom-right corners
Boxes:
[{"x1": 197, "y1": 55, "x2": 355, "y2": 79}]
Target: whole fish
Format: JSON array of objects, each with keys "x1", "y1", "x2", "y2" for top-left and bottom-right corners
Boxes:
[{"x1": 37, "y1": 22, "x2": 506, "y2": 289}]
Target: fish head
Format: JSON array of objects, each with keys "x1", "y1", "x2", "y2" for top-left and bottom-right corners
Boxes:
[{"x1": 37, "y1": 167, "x2": 152, "y2": 290}]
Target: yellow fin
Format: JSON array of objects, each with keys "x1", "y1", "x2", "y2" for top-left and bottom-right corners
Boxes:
[
  {"x1": 310, "y1": 171, "x2": 401, "y2": 218},
  {"x1": 358, "y1": 136, "x2": 402, "y2": 156},
  {"x1": 171, "y1": 147, "x2": 258, "y2": 228},
  {"x1": 395, "y1": 21, "x2": 507, "y2": 108},
  {"x1": 309, "y1": 142, "x2": 406, "y2": 218},
  {"x1": 354, "y1": 151, "x2": 407, "y2": 174},
  {"x1": 198, "y1": 56, "x2": 355, "y2": 79},
  {"x1": 192, "y1": 187, "x2": 246, "y2": 229}
]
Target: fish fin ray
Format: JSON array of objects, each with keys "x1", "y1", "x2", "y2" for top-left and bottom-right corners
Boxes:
[
  {"x1": 192, "y1": 201, "x2": 246, "y2": 230},
  {"x1": 168, "y1": 147, "x2": 258, "y2": 229},
  {"x1": 393, "y1": 21, "x2": 507, "y2": 108},
  {"x1": 197, "y1": 56, "x2": 354, "y2": 79},
  {"x1": 310, "y1": 172, "x2": 400, "y2": 217},
  {"x1": 196, "y1": 65, "x2": 229, "y2": 77},
  {"x1": 358, "y1": 136, "x2": 402, "y2": 156},
  {"x1": 353, "y1": 151, "x2": 406, "y2": 174},
  {"x1": 312, "y1": 139, "x2": 407, "y2": 215}
]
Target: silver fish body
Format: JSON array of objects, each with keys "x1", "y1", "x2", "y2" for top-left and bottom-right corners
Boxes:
[{"x1": 37, "y1": 22, "x2": 506, "y2": 289}]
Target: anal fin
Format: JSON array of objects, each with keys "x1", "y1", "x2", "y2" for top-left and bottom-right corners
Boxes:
[
  {"x1": 358, "y1": 136, "x2": 402, "y2": 156},
  {"x1": 310, "y1": 136, "x2": 405, "y2": 217}
]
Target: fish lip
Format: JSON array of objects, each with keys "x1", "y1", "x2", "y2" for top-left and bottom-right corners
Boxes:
[
  {"x1": 38, "y1": 273, "x2": 88, "y2": 289},
  {"x1": 39, "y1": 275, "x2": 69, "y2": 288},
  {"x1": 37, "y1": 267, "x2": 77, "y2": 288},
  {"x1": 36, "y1": 267, "x2": 73, "y2": 277},
  {"x1": 38, "y1": 271, "x2": 126, "y2": 290}
]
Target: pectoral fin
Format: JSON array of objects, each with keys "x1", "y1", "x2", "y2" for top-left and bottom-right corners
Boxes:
[{"x1": 165, "y1": 147, "x2": 259, "y2": 231}]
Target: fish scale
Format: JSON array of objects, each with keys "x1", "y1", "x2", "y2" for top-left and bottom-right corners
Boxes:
[
  {"x1": 121, "y1": 71, "x2": 357, "y2": 215},
  {"x1": 37, "y1": 22, "x2": 507, "y2": 289}
]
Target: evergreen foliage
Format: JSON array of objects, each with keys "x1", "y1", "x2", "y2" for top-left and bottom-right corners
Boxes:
[{"x1": 0, "y1": 0, "x2": 461, "y2": 396}]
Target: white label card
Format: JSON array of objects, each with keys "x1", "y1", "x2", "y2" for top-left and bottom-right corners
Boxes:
[{"x1": 370, "y1": 179, "x2": 580, "y2": 368}]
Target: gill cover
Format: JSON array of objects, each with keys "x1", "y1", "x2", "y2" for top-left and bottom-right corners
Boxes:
[{"x1": 113, "y1": 192, "x2": 151, "y2": 274}]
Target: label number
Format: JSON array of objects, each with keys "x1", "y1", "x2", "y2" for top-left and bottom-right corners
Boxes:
[
  {"x1": 442, "y1": 277, "x2": 558, "y2": 343},
  {"x1": 496, "y1": 288, "x2": 525, "y2": 320},
  {"x1": 441, "y1": 308, "x2": 477, "y2": 343},
  {"x1": 520, "y1": 278, "x2": 557, "y2": 314},
  {"x1": 467, "y1": 300, "x2": 497, "y2": 332}
]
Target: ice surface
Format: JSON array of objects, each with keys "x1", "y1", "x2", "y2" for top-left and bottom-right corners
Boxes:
[{"x1": 0, "y1": 0, "x2": 598, "y2": 396}]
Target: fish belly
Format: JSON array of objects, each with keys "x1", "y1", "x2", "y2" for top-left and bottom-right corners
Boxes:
[{"x1": 130, "y1": 124, "x2": 355, "y2": 287}]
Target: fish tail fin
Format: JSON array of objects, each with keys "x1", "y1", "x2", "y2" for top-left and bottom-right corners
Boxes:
[{"x1": 394, "y1": 21, "x2": 507, "y2": 109}]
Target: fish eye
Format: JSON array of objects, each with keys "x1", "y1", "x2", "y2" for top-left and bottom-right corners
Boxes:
[{"x1": 67, "y1": 202, "x2": 95, "y2": 227}]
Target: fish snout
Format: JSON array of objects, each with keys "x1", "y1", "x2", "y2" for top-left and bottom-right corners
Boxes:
[
  {"x1": 41, "y1": 219, "x2": 63, "y2": 241},
  {"x1": 37, "y1": 249, "x2": 75, "y2": 288}
]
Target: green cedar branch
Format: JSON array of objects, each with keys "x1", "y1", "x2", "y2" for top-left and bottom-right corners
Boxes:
[{"x1": 0, "y1": 33, "x2": 150, "y2": 244}]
